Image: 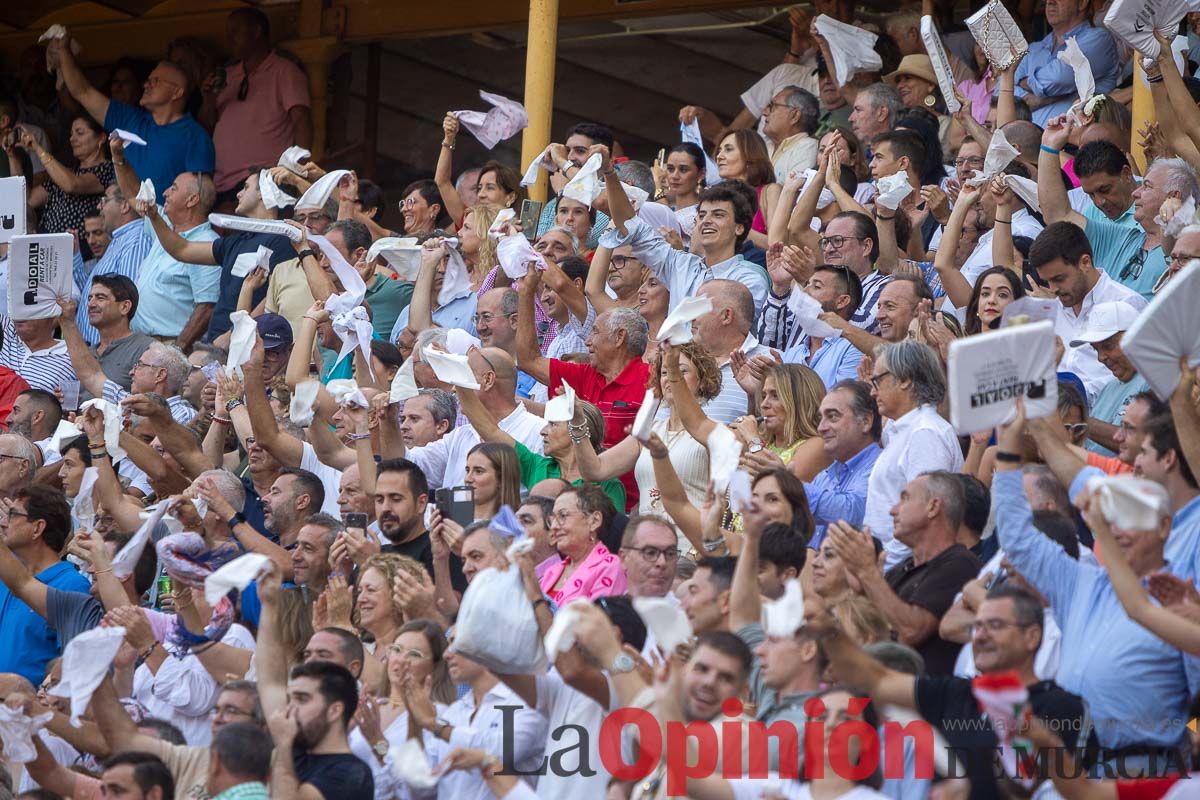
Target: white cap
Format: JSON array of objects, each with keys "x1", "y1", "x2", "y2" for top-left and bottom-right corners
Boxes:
[{"x1": 1068, "y1": 301, "x2": 1140, "y2": 347}]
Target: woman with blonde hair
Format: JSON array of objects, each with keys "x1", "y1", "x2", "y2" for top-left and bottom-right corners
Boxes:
[
  {"x1": 730, "y1": 362, "x2": 830, "y2": 480},
  {"x1": 458, "y1": 202, "x2": 502, "y2": 291}
]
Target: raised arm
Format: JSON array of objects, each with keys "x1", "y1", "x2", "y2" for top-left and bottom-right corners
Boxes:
[
  {"x1": 245, "y1": 340, "x2": 304, "y2": 467},
  {"x1": 407, "y1": 244, "x2": 443, "y2": 333},
  {"x1": 254, "y1": 565, "x2": 290, "y2": 715},
  {"x1": 806, "y1": 594, "x2": 917, "y2": 707},
  {"x1": 995, "y1": 61, "x2": 1019, "y2": 131},
  {"x1": 174, "y1": 587, "x2": 254, "y2": 682},
  {"x1": 143, "y1": 202, "x2": 218, "y2": 265},
  {"x1": 515, "y1": 267, "x2": 552, "y2": 386},
  {"x1": 729, "y1": 503, "x2": 767, "y2": 629},
  {"x1": 122, "y1": 395, "x2": 210, "y2": 478},
  {"x1": 456, "y1": 387, "x2": 514, "y2": 447},
  {"x1": 91, "y1": 676, "x2": 166, "y2": 758},
  {"x1": 1156, "y1": 31, "x2": 1200, "y2": 169},
  {"x1": 646, "y1": 434, "x2": 704, "y2": 551},
  {"x1": 19, "y1": 128, "x2": 103, "y2": 196},
  {"x1": 541, "y1": 257, "x2": 589, "y2": 325},
  {"x1": 597, "y1": 146, "x2": 635, "y2": 232},
  {"x1": 1037, "y1": 117, "x2": 1086, "y2": 228},
  {"x1": 434, "y1": 114, "x2": 467, "y2": 228},
  {"x1": 1169, "y1": 360, "x2": 1200, "y2": 478},
  {"x1": 769, "y1": 170, "x2": 806, "y2": 247},
  {"x1": 584, "y1": 246, "x2": 624, "y2": 315},
  {"x1": 0, "y1": 537, "x2": 47, "y2": 618},
  {"x1": 572, "y1": 432, "x2": 640, "y2": 481},
  {"x1": 931, "y1": 183, "x2": 979, "y2": 309},
  {"x1": 47, "y1": 36, "x2": 110, "y2": 125},
  {"x1": 664, "y1": 344, "x2": 716, "y2": 445},
  {"x1": 55, "y1": 296, "x2": 108, "y2": 395}
]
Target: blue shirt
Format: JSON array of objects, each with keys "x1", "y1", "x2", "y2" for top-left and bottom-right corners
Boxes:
[
  {"x1": 76, "y1": 219, "x2": 154, "y2": 345},
  {"x1": 1085, "y1": 374, "x2": 1150, "y2": 456},
  {"x1": 1012, "y1": 22, "x2": 1121, "y2": 127},
  {"x1": 995, "y1": 468, "x2": 1200, "y2": 749},
  {"x1": 104, "y1": 101, "x2": 215, "y2": 204},
  {"x1": 207, "y1": 232, "x2": 295, "y2": 342},
  {"x1": 0, "y1": 560, "x2": 89, "y2": 684},
  {"x1": 781, "y1": 335, "x2": 862, "y2": 389},
  {"x1": 1085, "y1": 216, "x2": 1167, "y2": 300},
  {"x1": 131, "y1": 214, "x2": 220, "y2": 337},
  {"x1": 388, "y1": 294, "x2": 478, "y2": 344},
  {"x1": 1164, "y1": 494, "x2": 1200, "y2": 583},
  {"x1": 806, "y1": 442, "x2": 881, "y2": 547}
]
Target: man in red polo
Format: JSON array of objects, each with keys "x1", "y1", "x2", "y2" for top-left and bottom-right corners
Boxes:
[{"x1": 516, "y1": 266, "x2": 650, "y2": 509}]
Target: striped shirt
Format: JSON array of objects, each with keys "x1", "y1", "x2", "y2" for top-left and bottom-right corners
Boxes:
[
  {"x1": 102, "y1": 378, "x2": 197, "y2": 425},
  {"x1": 0, "y1": 316, "x2": 76, "y2": 393},
  {"x1": 75, "y1": 219, "x2": 153, "y2": 345}
]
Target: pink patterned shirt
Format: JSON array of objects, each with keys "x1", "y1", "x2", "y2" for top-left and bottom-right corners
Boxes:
[{"x1": 539, "y1": 542, "x2": 628, "y2": 605}]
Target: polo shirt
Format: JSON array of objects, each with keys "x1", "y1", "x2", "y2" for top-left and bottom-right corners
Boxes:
[
  {"x1": 884, "y1": 543, "x2": 981, "y2": 675},
  {"x1": 513, "y1": 441, "x2": 626, "y2": 510},
  {"x1": 0, "y1": 319, "x2": 75, "y2": 393},
  {"x1": 104, "y1": 101, "x2": 214, "y2": 204},
  {"x1": 782, "y1": 335, "x2": 863, "y2": 389},
  {"x1": 388, "y1": 293, "x2": 477, "y2": 344},
  {"x1": 132, "y1": 216, "x2": 221, "y2": 337},
  {"x1": 768, "y1": 132, "x2": 819, "y2": 184},
  {"x1": 46, "y1": 585, "x2": 103, "y2": 645},
  {"x1": 364, "y1": 274, "x2": 413, "y2": 340},
  {"x1": 1086, "y1": 373, "x2": 1150, "y2": 456},
  {"x1": 207, "y1": 232, "x2": 296, "y2": 341},
  {"x1": 85, "y1": 331, "x2": 155, "y2": 400},
  {"x1": 0, "y1": 560, "x2": 89, "y2": 684},
  {"x1": 549, "y1": 356, "x2": 650, "y2": 450},
  {"x1": 264, "y1": 257, "x2": 317, "y2": 328},
  {"x1": 1085, "y1": 216, "x2": 1167, "y2": 300}
]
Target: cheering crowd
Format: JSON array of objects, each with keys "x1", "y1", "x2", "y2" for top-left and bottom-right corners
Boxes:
[{"x1": 1, "y1": 2, "x2": 1200, "y2": 798}]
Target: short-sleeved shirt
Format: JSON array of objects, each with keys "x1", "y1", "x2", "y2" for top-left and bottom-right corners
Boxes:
[
  {"x1": 84, "y1": 331, "x2": 155, "y2": 400},
  {"x1": 46, "y1": 586, "x2": 103, "y2": 645},
  {"x1": 132, "y1": 216, "x2": 221, "y2": 336},
  {"x1": 885, "y1": 544, "x2": 981, "y2": 675},
  {"x1": 1085, "y1": 216, "x2": 1167, "y2": 301},
  {"x1": 264, "y1": 257, "x2": 314, "y2": 327},
  {"x1": 103, "y1": 101, "x2": 214, "y2": 204},
  {"x1": 207, "y1": 232, "x2": 296, "y2": 341},
  {"x1": 548, "y1": 357, "x2": 650, "y2": 451},
  {"x1": 1086, "y1": 373, "x2": 1150, "y2": 456},
  {"x1": 294, "y1": 750, "x2": 375, "y2": 799},
  {"x1": 0, "y1": 317, "x2": 75, "y2": 393},
  {"x1": 213, "y1": 52, "x2": 312, "y2": 192},
  {"x1": 0, "y1": 561, "x2": 89, "y2": 684},
  {"x1": 513, "y1": 441, "x2": 626, "y2": 510}
]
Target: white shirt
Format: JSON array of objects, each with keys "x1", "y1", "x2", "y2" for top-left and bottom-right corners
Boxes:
[
  {"x1": 408, "y1": 403, "x2": 547, "y2": 491},
  {"x1": 740, "y1": 61, "x2": 820, "y2": 116},
  {"x1": 1054, "y1": 272, "x2": 1147, "y2": 402},
  {"x1": 704, "y1": 333, "x2": 772, "y2": 424},
  {"x1": 426, "y1": 682, "x2": 547, "y2": 800},
  {"x1": 943, "y1": 209, "x2": 1043, "y2": 287},
  {"x1": 530, "y1": 670, "x2": 614, "y2": 800},
  {"x1": 300, "y1": 442, "x2": 346, "y2": 517},
  {"x1": 864, "y1": 405, "x2": 965, "y2": 570},
  {"x1": 348, "y1": 708, "x2": 443, "y2": 800}
]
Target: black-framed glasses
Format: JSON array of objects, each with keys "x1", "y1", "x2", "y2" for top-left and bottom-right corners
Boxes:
[
  {"x1": 869, "y1": 371, "x2": 893, "y2": 390},
  {"x1": 610, "y1": 255, "x2": 638, "y2": 270},
  {"x1": 1120, "y1": 248, "x2": 1147, "y2": 281},
  {"x1": 954, "y1": 156, "x2": 985, "y2": 169},
  {"x1": 5, "y1": 508, "x2": 30, "y2": 520},
  {"x1": 818, "y1": 235, "x2": 866, "y2": 251},
  {"x1": 621, "y1": 545, "x2": 680, "y2": 563}
]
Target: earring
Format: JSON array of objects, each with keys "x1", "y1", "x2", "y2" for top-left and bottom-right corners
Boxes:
[{"x1": 923, "y1": 94, "x2": 937, "y2": 108}]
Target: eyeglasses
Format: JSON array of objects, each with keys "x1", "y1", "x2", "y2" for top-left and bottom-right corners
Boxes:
[
  {"x1": 972, "y1": 618, "x2": 1031, "y2": 634},
  {"x1": 1120, "y1": 248, "x2": 1147, "y2": 281},
  {"x1": 389, "y1": 646, "x2": 430, "y2": 660},
  {"x1": 550, "y1": 509, "x2": 585, "y2": 524},
  {"x1": 954, "y1": 157, "x2": 985, "y2": 169},
  {"x1": 610, "y1": 255, "x2": 638, "y2": 270},
  {"x1": 869, "y1": 371, "x2": 893, "y2": 390},
  {"x1": 474, "y1": 312, "x2": 497, "y2": 326},
  {"x1": 132, "y1": 360, "x2": 158, "y2": 371},
  {"x1": 763, "y1": 100, "x2": 789, "y2": 114},
  {"x1": 294, "y1": 212, "x2": 331, "y2": 225},
  {"x1": 818, "y1": 235, "x2": 866, "y2": 251},
  {"x1": 211, "y1": 704, "x2": 255, "y2": 720},
  {"x1": 622, "y1": 545, "x2": 680, "y2": 563},
  {"x1": 4, "y1": 508, "x2": 30, "y2": 520}
]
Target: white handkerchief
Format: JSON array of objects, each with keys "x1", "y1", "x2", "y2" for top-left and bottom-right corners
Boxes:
[
  {"x1": 506, "y1": 535, "x2": 536, "y2": 563},
  {"x1": 631, "y1": 390, "x2": 660, "y2": 442},
  {"x1": 633, "y1": 597, "x2": 693, "y2": 656},
  {"x1": 1104, "y1": 0, "x2": 1190, "y2": 60},
  {"x1": 310, "y1": 233, "x2": 366, "y2": 305},
  {"x1": 0, "y1": 706, "x2": 52, "y2": 764},
  {"x1": 543, "y1": 381, "x2": 576, "y2": 422},
  {"x1": 1004, "y1": 174, "x2": 1041, "y2": 212},
  {"x1": 192, "y1": 496, "x2": 209, "y2": 521},
  {"x1": 707, "y1": 425, "x2": 743, "y2": 494},
  {"x1": 1058, "y1": 36, "x2": 1096, "y2": 115},
  {"x1": 444, "y1": 329, "x2": 482, "y2": 356},
  {"x1": 1086, "y1": 476, "x2": 1171, "y2": 530},
  {"x1": 562, "y1": 152, "x2": 604, "y2": 208},
  {"x1": 680, "y1": 119, "x2": 722, "y2": 181},
  {"x1": 728, "y1": 469, "x2": 753, "y2": 514},
  {"x1": 543, "y1": 599, "x2": 590, "y2": 663},
  {"x1": 367, "y1": 237, "x2": 422, "y2": 280},
  {"x1": 453, "y1": 91, "x2": 529, "y2": 150},
  {"x1": 112, "y1": 499, "x2": 173, "y2": 580},
  {"x1": 762, "y1": 579, "x2": 806, "y2": 638},
  {"x1": 49, "y1": 625, "x2": 127, "y2": 726},
  {"x1": 231, "y1": 244, "x2": 272, "y2": 278},
  {"x1": 788, "y1": 285, "x2": 843, "y2": 339},
  {"x1": 1120, "y1": 262, "x2": 1200, "y2": 399},
  {"x1": 423, "y1": 346, "x2": 480, "y2": 390},
  {"x1": 967, "y1": 129, "x2": 1019, "y2": 186},
  {"x1": 38, "y1": 24, "x2": 66, "y2": 41},
  {"x1": 637, "y1": 201, "x2": 683, "y2": 238},
  {"x1": 79, "y1": 399, "x2": 125, "y2": 462},
  {"x1": 921, "y1": 17, "x2": 962, "y2": 113},
  {"x1": 296, "y1": 169, "x2": 350, "y2": 211},
  {"x1": 391, "y1": 359, "x2": 419, "y2": 404},
  {"x1": 799, "y1": 169, "x2": 838, "y2": 209},
  {"x1": 208, "y1": 214, "x2": 304, "y2": 242},
  {"x1": 225, "y1": 310, "x2": 258, "y2": 377},
  {"x1": 330, "y1": 306, "x2": 375, "y2": 380},
  {"x1": 621, "y1": 183, "x2": 651, "y2": 211},
  {"x1": 48, "y1": 419, "x2": 82, "y2": 455},
  {"x1": 966, "y1": 0, "x2": 1029, "y2": 69},
  {"x1": 874, "y1": 171, "x2": 914, "y2": 211},
  {"x1": 438, "y1": 239, "x2": 472, "y2": 306},
  {"x1": 290, "y1": 380, "x2": 321, "y2": 427},
  {"x1": 111, "y1": 128, "x2": 146, "y2": 146},
  {"x1": 657, "y1": 295, "x2": 714, "y2": 345},
  {"x1": 496, "y1": 233, "x2": 547, "y2": 280},
  {"x1": 73, "y1": 466, "x2": 98, "y2": 530},
  {"x1": 278, "y1": 146, "x2": 311, "y2": 174},
  {"x1": 205, "y1": 552, "x2": 271, "y2": 605},
  {"x1": 814, "y1": 15, "x2": 883, "y2": 87},
  {"x1": 258, "y1": 170, "x2": 295, "y2": 210},
  {"x1": 394, "y1": 737, "x2": 440, "y2": 788},
  {"x1": 521, "y1": 146, "x2": 554, "y2": 187},
  {"x1": 327, "y1": 379, "x2": 369, "y2": 408},
  {"x1": 488, "y1": 208, "x2": 517, "y2": 239},
  {"x1": 1163, "y1": 195, "x2": 1197, "y2": 238},
  {"x1": 135, "y1": 178, "x2": 155, "y2": 204}
]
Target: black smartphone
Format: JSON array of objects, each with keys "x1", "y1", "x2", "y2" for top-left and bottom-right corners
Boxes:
[
  {"x1": 435, "y1": 486, "x2": 475, "y2": 528},
  {"x1": 343, "y1": 512, "x2": 368, "y2": 531},
  {"x1": 519, "y1": 199, "x2": 543, "y2": 241}
]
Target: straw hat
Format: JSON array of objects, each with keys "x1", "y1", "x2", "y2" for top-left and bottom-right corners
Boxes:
[{"x1": 884, "y1": 54, "x2": 938, "y2": 87}]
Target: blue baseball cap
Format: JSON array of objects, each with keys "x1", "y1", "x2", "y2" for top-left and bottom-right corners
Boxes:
[{"x1": 256, "y1": 313, "x2": 293, "y2": 350}]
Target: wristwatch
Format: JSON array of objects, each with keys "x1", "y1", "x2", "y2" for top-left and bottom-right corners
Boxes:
[
  {"x1": 747, "y1": 439, "x2": 765, "y2": 454},
  {"x1": 434, "y1": 717, "x2": 451, "y2": 738},
  {"x1": 373, "y1": 740, "x2": 389, "y2": 758},
  {"x1": 297, "y1": 248, "x2": 318, "y2": 261},
  {"x1": 609, "y1": 652, "x2": 636, "y2": 674},
  {"x1": 225, "y1": 398, "x2": 245, "y2": 413}
]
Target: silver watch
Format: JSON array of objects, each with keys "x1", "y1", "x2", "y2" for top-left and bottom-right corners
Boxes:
[{"x1": 609, "y1": 652, "x2": 636, "y2": 674}]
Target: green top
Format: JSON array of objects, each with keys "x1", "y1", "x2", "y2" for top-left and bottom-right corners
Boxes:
[
  {"x1": 514, "y1": 442, "x2": 626, "y2": 510},
  {"x1": 366, "y1": 273, "x2": 414, "y2": 341},
  {"x1": 212, "y1": 783, "x2": 270, "y2": 800}
]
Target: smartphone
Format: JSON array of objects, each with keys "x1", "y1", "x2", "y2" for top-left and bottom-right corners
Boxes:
[
  {"x1": 435, "y1": 486, "x2": 475, "y2": 528},
  {"x1": 343, "y1": 512, "x2": 368, "y2": 532},
  {"x1": 60, "y1": 379, "x2": 79, "y2": 412},
  {"x1": 519, "y1": 199, "x2": 543, "y2": 242}
]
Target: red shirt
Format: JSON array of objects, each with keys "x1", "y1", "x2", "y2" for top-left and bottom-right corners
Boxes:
[
  {"x1": 0, "y1": 367, "x2": 30, "y2": 428},
  {"x1": 1117, "y1": 776, "x2": 1189, "y2": 799}
]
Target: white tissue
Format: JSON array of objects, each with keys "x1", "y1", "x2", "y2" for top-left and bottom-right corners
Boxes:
[
  {"x1": 390, "y1": 359, "x2": 419, "y2": 404},
  {"x1": 0, "y1": 706, "x2": 53, "y2": 764},
  {"x1": 656, "y1": 295, "x2": 714, "y2": 346},
  {"x1": 562, "y1": 152, "x2": 604, "y2": 208},
  {"x1": 204, "y1": 552, "x2": 271, "y2": 605},
  {"x1": 762, "y1": 579, "x2": 806, "y2": 638},
  {"x1": 543, "y1": 381, "x2": 576, "y2": 422},
  {"x1": 79, "y1": 399, "x2": 125, "y2": 462},
  {"x1": 1086, "y1": 475, "x2": 1171, "y2": 531},
  {"x1": 394, "y1": 737, "x2": 440, "y2": 788},
  {"x1": 1004, "y1": 174, "x2": 1041, "y2": 212},
  {"x1": 112, "y1": 500, "x2": 173, "y2": 581},
  {"x1": 444, "y1": 330, "x2": 482, "y2": 356},
  {"x1": 631, "y1": 389, "x2": 660, "y2": 443},
  {"x1": 111, "y1": 128, "x2": 146, "y2": 146},
  {"x1": 707, "y1": 425, "x2": 743, "y2": 494},
  {"x1": 543, "y1": 599, "x2": 590, "y2": 663},
  {"x1": 788, "y1": 285, "x2": 843, "y2": 339},
  {"x1": 874, "y1": 171, "x2": 914, "y2": 211},
  {"x1": 135, "y1": 178, "x2": 155, "y2": 204},
  {"x1": 497, "y1": 233, "x2": 547, "y2": 280},
  {"x1": 72, "y1": 466, "x2": 98, "y2": 530},
  {"x1": 438, "y1": 239, "x2": 473, "y2": 306},
  {"x1": 208, "y1": 214, "x2": 304, "y2": 242},
  {"x1": 278, "y1": 146, "x2": 311, "y2": 174},
  {"x1": 966, "y1": 129, "x2": 1019, "y2": 187},
  {"x1": 1058, "y1": 36, "x2": 1096, "y2": 118},
  {"x1": 814, "y1": 15, "x2": 883, "y2": 87},
  {"x1": 258, "y1": 170, "x2": 295, "y2": 210},
  {"x1": 423, "y1": 346, "x2": 480, "y2": 390},
  {"x1": 633, "y1": 597, "x2": 693, "y2": 656},
  {"x1": 488, "y1": 208, "x2": 517, "y2": 239},
  {"x1": 521, "y1": 146, "x2": 554, "y2": 187},
  {"x1": 680, "y1": 119, "x2": 722, "y2": 181},
  {"x1": 367, "y1": 237, "x2": 422, "y2": 280},
  {"x1": 231, "y1": 244, "x2": 272, "y2": 278},
  {"x1": 728, "y1": 469, "x2": 754, "y2": 514},
  {"x1": 290, "y1": 380, "x2": 320, "y2": 427},
  {"x1": 453, "y1": 91, "x2": 529, "y2": 150},
  {"x1": 327, "y1": 379, "x2": 369, "y2": 409},
  {"x1": 49, "y1": 625, "x2": 127, "y2": 726},
  {"x1": 225, "y1": 310, "x2": 258, "y2": 377},
  {"x1": 296, "y1": 169, "x2": 350, "y2": 212}
]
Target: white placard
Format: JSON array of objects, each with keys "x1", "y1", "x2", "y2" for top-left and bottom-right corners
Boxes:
[
  {"x1": 947, "y1": 320, "x2": 1058, "y2": 434},
  {"x1": 0, "y1": 177, "x2": 27, "y2": 244},
  {"x1": 7, "y1": 233, "x2": 74, "y2": 320},
  {"x1": 920, "y1": 17, "x2": 963, "y2": 114},
  {"x1": 1122, "y1": 259, "x2": 1200, "y2": 399}
]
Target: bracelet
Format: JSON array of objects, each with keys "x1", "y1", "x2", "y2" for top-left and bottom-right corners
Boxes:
[
  {"x1": 1146, "y1": 73, "x2": 1164, "y2": 84},
  {"x1": 94, "y1": 568, "x2": 111, "y2": 575},
  {"x1": 995, "y1": 218, "x2": 1012, "y2": 225},
  {"x1": 347, "y1": 431, "x2": 372, "y2": 441},
  {"x1": 998, "y1": 88, "x2": 1014, "y2": 94},
  {"x1": 211, "y1": 416, "x2": 232, "y2": 425},
  {"x1": 875, "y1": 213, "x2": 895, "y2": 221},
  {"x1": 139, "y1": 642, "x2": 157, "y2": 660},
  {"x1": 441, "y1": 140, "x2": 455, "y2": 149},
  {"x1": 702, "y1": 538, "x2": 727, "y2": 552},
  {"x1": 530, "y1": 597, "x2": 550, "y2": 609},
  {"x1": 191, "y1": 641, "x2": 216, "y2": 655},
  {"x1": 113, "y1": 159, "x2": 127, "y2": 166},
  {"x1": 297, "y1": 248, "x2": 318, "y2": 261},
  {"x1": 303, "y1": 315, "x2": 322, "y2": 322},
  {"x1": 995, "y1": 450, "x2": 1022, "y2": 463},
  {"x1": 788, "y1": 50, "x2": 803, "y2": 58},
  {"x1": 1039, "y1": 144, "x2": 1060, "y2": 155}
]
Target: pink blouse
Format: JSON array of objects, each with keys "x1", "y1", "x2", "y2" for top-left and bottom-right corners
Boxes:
[{"x1": 539, "y1": 542, "x2": 628, "y2": 605}]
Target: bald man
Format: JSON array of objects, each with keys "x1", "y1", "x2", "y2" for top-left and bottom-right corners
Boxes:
[{"x1": 401, "y1": 346, "x2": 548, "y2": 491}]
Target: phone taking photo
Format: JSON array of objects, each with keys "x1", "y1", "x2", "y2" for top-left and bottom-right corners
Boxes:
[
  {"x1": 435, "y1": 486, "x2": 475, "y2": 528},
  {"x1": 343, "y1": 512, "x2": 368, "y2": 532},
  {"x1": 519, "y1": 199, "x2": 543, "y2": 242}
]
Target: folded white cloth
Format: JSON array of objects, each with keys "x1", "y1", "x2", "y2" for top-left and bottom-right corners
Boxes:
[
  {"x1": 453, "y1": 91, "x2": 529, "y2": 150},
  {"x1": 496, "y1": 233, "x2": 547, "y2": 280},
  {"x1": 296, "y1": 169, "x2": 350, "y2": 211},
  {"x1": 49, "y1": 625, "x2": 127, "y2": 726},
  {"x1": 310, "y1": 232, "x2": 366, "y2": 307},
  {"x1": 367, "y1": 237, "x2": 422, "y2": 280},
  {"x1": 1058, "y1": 36, "x2": 1096, "y2": 116},
  {"x1": 205, "y1": 553, "x2": 272, "y2": 605},
  {"x1": 1104, "y1": 0, "x2": 1193, "y2": 59},
  {"x1": 521, "y1": 146, "x2": 554, "y2": 187},
  {"x1": 48, "y1": 419, "x2": 82, "y2": 455},
  {"x1": 788, "y1": 286, "x2": 842, "y2": 339},
  {"x1": 394, "y1": 737, "x2": 440, "y2": 788},
  {"x1": 543, "y1": 381, "x2": 576, "y2": 422},
  {"x1": 814, "y1": 15, "x2": 882, "y2": 86},
  {"x1": 208, "y1": 214, "x2": 304, "y2": 242},
  {"x1": 562, "y1": 153, "x2": 604, "y2": 207},
  {"x1": 762, "y1": 579, "x2": 806, "y2": 638},
  {"x1": 874, "y1": 171, "x2": 914, "y2": 211},
  {"x1": 423, "y1": 346, "x2": 480, "y2": 390},
  {"x1": 72, "y1": 466, "x2": 98, "y2": 529},
  {"x1": 488, "y1": 208, "x2": 517, "y2": 239},
  {"x1": 657, "y1": 295, "x2": 714, "y2": 345},
  {"x1": 680, "y1": 119, "x2": 722, "y2": 181},
  {"x1": 330, "y1": 306, "x2": 375, "y2": 381},
  {"x1": 1005, "y1": 174, "x2": 1041, "y2": 212},
  {"x1": 728, "y1": 469, "x2": 753, "y2": 514},
  {"x1": 290, "y1": 380, "x2": 321, "y2": 427},
  {"x1": 38, "y1": 24, "x2": 66, "y2": 41},
  {"x1": 543, "y1": 599, "x2": 590, "y2": 663},
  {"x1": 633, "y1": 597, "x2": 692, "y2": 656},
  {"x1": 113, "y1": 500, "x2": 174, "y2": 580},
  {"x1": 225, "y1": 310, "x2": 258, "y2": 377},
  {"x1": 1086, "y1": 475, "x2": 1171, "y2": 530},
  {"x1": 111, "y1": 128, "x2": 146, "y2": 146},
  {"x1": 967, "y1": 129, "x2": 1020, "y2": 187},
  {"x1": 391, "y1": 359, "x2": 419, "y2": 404},
  {"x1": 637, "y1": 201, "x2": 683, "y2": 238},
  {"x1": 438, "y1": 239, "x2": 472, "y2": 306},
  {"x1": 707, "y1": 425, "x2": 743, "y2": 494},
  {"x1": 631, "y1": 389, "x2": 661, "y2": 442},
  {"x1": 79, "y1": 399, "x2": 125, "y2": 462},
  {"x1": 799, "y1": 168, "x2": 838, "y2": 210},
  {"x1": 921, "y1": 17, "x2": 963, "y2": 113},
  {"x1": 327, "y1": 378, "x2": 369, "y2": 409},
  {"x1": 231, "y1": 244, "x2": 272, "y2": 278},
  {"x1": 0, "y1": 705, "x2": 53, "y2": 763},
  {"x1": 135, "y1": 178, "x2": 155, "y2": 204},
  {"x1": 444, "y1": 329, "x2": 481, "y2": 356},
  {"x1": 278, "y1": 146, "x2": 312, "y2": 174},
  {"x1": 258, "y1": 170, "x2": 295, "y2": 210}
]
